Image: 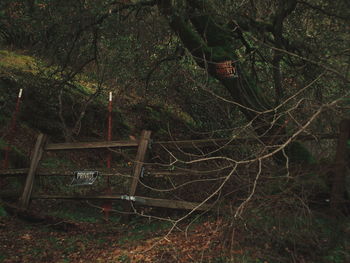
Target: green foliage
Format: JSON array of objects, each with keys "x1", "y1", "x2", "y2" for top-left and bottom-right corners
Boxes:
[
  {"x1": 264, "y1": 171, "x2": 330, "y2": 200},
  {"x1": 236, "y1": 206, "x2": 349, "y2": 262},
  {"x1": 47, "y1": 202, "x2": 111, "y2": 223},
  {"x1": 116, "y1": 219, "x2": 172, "y2": 246},
  {"x1": 0, "y1": 50, "x2": 38, "y2": 72},
  {"x1": 132, "y1": 102, "x2": 197, "y2": 136},
  {"x1": 0, "y1": 48, "x2": 129, "y2": 140},
  {"x1": 117, "y1": 254, "x2": 131, "y2": 263},
  {"x1": 40, "y1": 157, "x2": 73, "y2": 169},
  {"x1": 323, "y1": 245, "x2": 347, "y2": 263},
  {"x1": 0, "y1": 205, "x2": 7, "y2": 217},
  {"x1": 286, "y1": 141, "x2": 316, "y2": 164},
  {"x1": 0, "y1": 138, "x2": 28, "y2": 168},
  {"x1": 129, "y1": 219, "x2": 171, "y2": 234},
  {"x1": 0, "y1": 138, "x2": 7, "y2": 149},
  {"x1": 0, "y1": 50, "x2": 61, "y2": 135},
  {"x1": 211, "y1": 256, "x2": 232, "y2": 263}
]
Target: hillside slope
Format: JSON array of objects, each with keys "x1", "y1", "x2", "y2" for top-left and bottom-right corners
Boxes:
[{"x1": 0, "y1": 48, "x2": 199, "y2": 168}]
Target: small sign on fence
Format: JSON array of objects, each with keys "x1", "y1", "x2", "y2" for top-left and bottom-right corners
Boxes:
[{"x1": 70, "y1": 171, "x2": 99, "y2": 186}]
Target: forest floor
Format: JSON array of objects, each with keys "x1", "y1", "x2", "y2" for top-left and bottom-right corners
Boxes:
[{"x1": 0, "y1": 201, "x2": 240, "y2": 263}]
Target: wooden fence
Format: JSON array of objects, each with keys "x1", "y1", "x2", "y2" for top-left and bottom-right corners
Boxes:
[
  {"x1": 0, "y1": 130, "x2": 217, "y2": 212},
  {"x1": 0, "y1": 122, "x2": 349, "y2": 213}
]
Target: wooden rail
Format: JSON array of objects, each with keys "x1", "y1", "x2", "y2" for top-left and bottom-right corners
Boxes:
[
  {"x1": 45, "y1": 140, "x2": 138, "y2": 151},
  {"x1": 16, "y1": 194, "x2": 213, "y2": 211},
  {"x1": 0, "y1": 193, "x2": 213, "y2": 211},
  {"x1": 44, "y1": 133, "x2": 337, "y2": 151},
  {"x1": 0, "y1": 168, "x2": 131, "y2": 177},
  {"x1": 0, "y1": 167, "x2": 230, "y2": 177},
  {"x1": 0, "y1": 130, "x2": 340, "y2": 213},
  {"x1": 154, "y1": 133, "x2": 338, "y2": 149}
]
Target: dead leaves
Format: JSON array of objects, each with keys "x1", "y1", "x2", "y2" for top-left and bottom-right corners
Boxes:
[
  {"x1": 1, "y1": 216, "x2": 242, "y2": 263},
  {"x1": 105, "y1": 220, "x2": 229, "y2": 263},
  {"x1": 20, "y1": 233, "x2": 32, "y2": 240}
]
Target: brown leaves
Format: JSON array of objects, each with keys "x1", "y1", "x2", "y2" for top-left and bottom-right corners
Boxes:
[
  {"x1": 106, "y1": 220, "x2": 229, "y2": 263},
  {"x1": 0, "y1": 215, "x2": 242, "y2": 263},
  {"x1": 20, "y1": 234, "x2": 32, "y2": 240}
]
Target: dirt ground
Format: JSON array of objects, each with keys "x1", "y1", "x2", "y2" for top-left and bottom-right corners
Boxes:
[{"x1": 0, "y1": 209, "x2": 231, "y2": 263}]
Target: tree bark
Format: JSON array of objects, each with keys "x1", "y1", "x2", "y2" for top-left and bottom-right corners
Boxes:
[
  {"x1": 157, "y1": 0, "x2": 283, "y2": 139},
  {"x1": 156, "y1": 0, "x2": 315, "y2": 165},
  {"x1": 331, "y1": 119, "x2": 350, "y2": 213}
]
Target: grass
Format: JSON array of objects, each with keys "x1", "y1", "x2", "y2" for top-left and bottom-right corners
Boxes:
[
  {"x1": 0, "y1": 205, "x2": 7, "y2": 217},
  {"x1": 232, "y1": 206, "x2": 350, "y2": 263},
  {"x1": 117, "y1": 254, "x2": 131, "y2": 263},
  {"x1": 0, "y1": 137, "x2": 28, "y2": 168},
  {"x1": 0, "y1": 48, "x2": 108, "y2": 139},
  {"x1": 1, "y1": 197, "x2": 348, "y2": 263},
  {"x1": 0, "y1": 50, "x2": 38, "y2": 73},
  {"x1": 0, "y1": 47, "x2": 200, "y2": 142},
  {"x1": 0, "y1": 138, "x2": 7, "y2": 149},
  {"x1": 117, "y1": 219, "x2": 172, "y2": 245},
  {"x1": 40, "y1": 157, "x2": 74, "y2": 169},
  {"x1": 45, "y1": 201, "x2": 109, "y2": 223}
]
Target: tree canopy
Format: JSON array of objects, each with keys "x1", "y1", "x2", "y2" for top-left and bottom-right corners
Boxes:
[{"x1": 1, "y1": 0, "x2": 348, "y2": 137}]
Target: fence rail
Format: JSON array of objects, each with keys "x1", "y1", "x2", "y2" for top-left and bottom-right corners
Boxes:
[
  {"x1": 0, "y1": 128, "x2": 347, "y2": 213},
  {"x1": 45, "y1": 140, "x2": 139, "y2": 151}
]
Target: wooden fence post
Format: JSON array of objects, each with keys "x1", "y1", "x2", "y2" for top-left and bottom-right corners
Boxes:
[
  {"x1": 129, "y1": 130, "x2": 152, "y2": 197},
  {"x1": 121, "y1": 130, "x2": 151, "y2": 218},
  {"x1": 18, "y1": 133, "x2": 47, "y2": 209},
  {"x1": 331, "y1": 119, "x2": 350, "y2": 212}
]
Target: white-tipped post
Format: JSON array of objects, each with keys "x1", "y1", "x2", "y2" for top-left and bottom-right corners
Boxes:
[
  {"x1": 109, "y1": 91, "x2": 113, "y2": 102},
  {"x1": 18, "y1": 89, "x2": 23, "y2": 99}
]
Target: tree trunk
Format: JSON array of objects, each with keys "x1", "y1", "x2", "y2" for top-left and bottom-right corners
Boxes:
[
  {"x1": 158, "y1": 1, "x2": 284, "y2": 140},
  {"x1": 157, "y1": 0, "x2": 314, "y2": 165},
  {"x1": 331, "y1": 119, "x2": 350, "y2": 213}
]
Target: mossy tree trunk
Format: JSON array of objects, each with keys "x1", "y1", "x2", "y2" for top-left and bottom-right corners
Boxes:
[{"x1": 157, "y1": 0, "x2": 285, "y2": 142}]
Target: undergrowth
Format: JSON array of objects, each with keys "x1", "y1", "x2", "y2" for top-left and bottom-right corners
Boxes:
[{"x1": 219, "y1": 202, "x2": 350, "y2": 263}]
